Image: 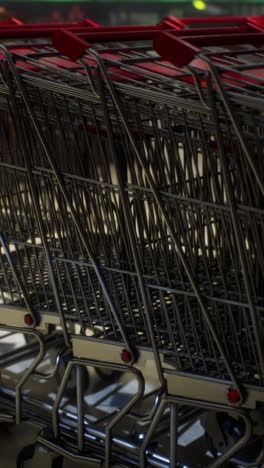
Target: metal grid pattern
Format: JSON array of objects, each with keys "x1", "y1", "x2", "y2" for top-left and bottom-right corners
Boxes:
[{"x1": 0, "y1": 31, "x2": 262, "y2": 388}]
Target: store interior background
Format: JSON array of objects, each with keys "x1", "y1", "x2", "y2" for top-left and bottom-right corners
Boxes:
[{"x1": 1, "y1": 1, "x2": 264, "y2": 26}]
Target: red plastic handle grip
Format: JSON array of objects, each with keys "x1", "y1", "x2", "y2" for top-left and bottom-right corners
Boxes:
[
  {"x1": 0, "y1": 23, "x2": 161, "y2": 31},
  {"x1": 0, "y1": 25, "x2": 251, "y2": 41},
  {"x1": 63, "y1": 27, "x2": 261, "y2": 43},
  {"x1": 53, "y1": 28, "x2": 264, "y2": 64},
  {"x1": 0, "y1": 18, "x2": 97, "y2": 29},
  {"x1": 1, "y1": 14, "x2": 264, "y2": 41},
  {"x1": 1, "y1": 14, "x2": 262, "y2": 34},
  {"x1": 0, "y1": 23, "x2": 177, "y2": 40},
  {"x1": 181, "y1": 16, "x2": 246, "y2": 25},
  {"x1": 187, "y1": 14, "x2": 263, "y2": 25},
  {"x1": 154, "y1": 31, "x2": 264, "y2": 68},
  {"x1": 53, "y1": 30, "x2": 89, "y2": 61},
  {"x1": 0, "y1": 15, "x2": 262, "y2": 30},
  {"x1": 0, "y1": 17, "x2": 24, "y2": 25},
  {"x1": 180, "y1": 31, "x2": 264, "y2": 46}
]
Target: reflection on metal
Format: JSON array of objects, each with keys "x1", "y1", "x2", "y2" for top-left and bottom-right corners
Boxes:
[{"x1": 0, "y1": 13, "x2": 264, "y2": 467}]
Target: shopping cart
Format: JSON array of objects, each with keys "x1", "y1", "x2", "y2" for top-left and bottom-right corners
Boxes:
[{"x1": 0, "y1": 15, "x2": 264, "y2": 467}]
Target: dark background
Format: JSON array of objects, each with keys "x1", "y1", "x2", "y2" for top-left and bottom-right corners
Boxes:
[{"x1": 1, "y1": 1, "x2": 264, "y2": 25}]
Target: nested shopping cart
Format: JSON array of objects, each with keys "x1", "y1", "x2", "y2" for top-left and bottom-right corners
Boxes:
[{"x1": 0, "y1": 14, "x2": 264, "y2": 468}]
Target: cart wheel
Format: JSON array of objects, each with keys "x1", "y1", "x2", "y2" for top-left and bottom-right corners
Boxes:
[
  {"x1": 95, "y1": 367, "x2": 121, "y2": 382},
  {"x1": 55, "y1": 354, "x2": 89, "y2": 398}
]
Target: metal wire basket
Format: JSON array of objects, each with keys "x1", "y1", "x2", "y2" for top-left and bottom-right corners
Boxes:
[{"x1": 0, "y1": 14, "x2": 264, "y2": 468}]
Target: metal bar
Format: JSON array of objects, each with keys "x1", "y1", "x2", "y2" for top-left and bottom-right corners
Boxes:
[
  {"x1": 104, "y1": 365, "x2": 145, "y2": 468},
  {"x1": 89, "y1": 48, "x2": 241, "y2": 391},
  {"x1": 38, "y1": 437, "x2": 102, "y2": 465},
  {"x1": 140, "y1": 398, "x2": 167, "y2": 468},
  {"x1": 0, "y1": 26, "x2": 259, "y2": 43},
  {"x1": 0, "y1": 380, "x2": 255, "y2": 468},
  {"x1": 52, "y1": 357, "x2": 144, "y2": 458},
  {"x1": 0, "y1": 20, "x2": 97, "y2": 30},
  {"x1": 0, "y1": 24, "x2": 160, "y2": 32},
  {"x1": 168, "y1": 396, "x2": 253, "y2": 468},
  {"x1": 34, "y1": 345, "x2": 66, "y2": 380},
  {"x1": 76, "y1": 30, "x2": 264, "y2": 44},
  {"x1": 77, "y1": 365, "x2": 84, "y2": 453},
  {"x1": 170, "y1": 403, "x2": 178, "y2": 468},
  {"x1": 204, "y1": 61, "x2": 264, "y2": 380},
  {"x1": 0, "y1": 413, "x2": 15, "y2": 423},
  {"x1": 183, "y1": 16, "x2": 246, "y2": 24},
  {"x1": 0, "y1": 45, "x2": 134, "y2": 360},
  {"x1": 0, "y1": 334, "x2": 61, "y2": 369},
  {"x1": 0, "y1": 234, "x2": 36, "y2": 326},
  {"x1": 0, "y1": 326, "x2": 46, "y2": 424},
  {"x1": 5, "y1": 67, "x2": 71, "y2": 347},
  {"x1": 95, "y1": 67, "x2": 165, "y2": 386}
]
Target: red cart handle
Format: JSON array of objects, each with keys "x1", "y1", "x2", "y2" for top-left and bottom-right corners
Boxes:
[
  {"x1": 178, "y1": 15, "x2": 264, "y2": 25},
  {"x1": 52, "y1": 26, "x2": 264, "y2": 63},
  {"x1": 0, "y1": 18, "x2": 97, "y2": 29},
  {"x1": 1, "y1": 14, "x2": 264, "y2": 40},
  {"x1": 1, "y1": 14, "x2": 264, "y2": 70},
  {"x1": 1, "y1": 14, "x2": 262, "y2": 30},
  {"x1": 154, "y1": 31, "x2": 264, "y2": 68},
  {"x1": 0, "y1": 17, "x2": 24, "y2": 25},
  {"x1": 0, "y1": 17, "x2": 186, "y2": 41}
]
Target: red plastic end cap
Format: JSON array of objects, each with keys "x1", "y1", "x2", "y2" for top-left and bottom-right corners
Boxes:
[
  {"x1": 52, "y1": 29, "x2": 89, "y2": 62},
  {"x1": 24, "y1": 314, "x2": 33, "y2": 326},
  {"x1": 0, "y1": 17, "x2": 23, "y2": 25},
  {"x1": 121, "y1": 350, "x2": 132, "y2": 363},
  {"x1": 78, "y1": 18, "x2": 99, "y2": 28},
  {"x1": 160, "y1": 16, "x2": 185, "y2": 30},
  {"x1": 245, "y1": 18, "x2": 264, "y2": 32},
  {"x1": 246, "y1": 15, "x2": 264, "y2": 27},
  {"x1": 154, "y1": 33, "x2": 199, "y2": 68},
  {"x1": 227, "y1": 389, "x2": 241, "y2": 404}
]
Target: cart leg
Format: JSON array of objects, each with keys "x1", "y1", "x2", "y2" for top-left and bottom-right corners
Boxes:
[
  {"x1": 170, "y1": 402, "x2": 178, "y2": 468},
  {"x1": 104, "y1": 366, "x2": 145, "y2": 468},
  {"x1": 0, "y1": 326, "x2": 46, "y2": 424},
  {"x1": 76, "y1": 364, "x2": 84, "y2": 453},
  {"x1": 206, "y1": 410, "x2": 252, "y2": 468},
  {"x1": 52, "y1": 359, "x2": 75, "y2": 440},
  {"x1": 139, "y1": 397, "x2": 167, "y2": 468},
  {"x1": 52, "y1": 358, "x2": 144, "y2": 467}
]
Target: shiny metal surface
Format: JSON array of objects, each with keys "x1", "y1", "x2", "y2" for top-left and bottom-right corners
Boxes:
[{"x1": 0, "y1": 19, "x2": 264, "y2": 466}]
